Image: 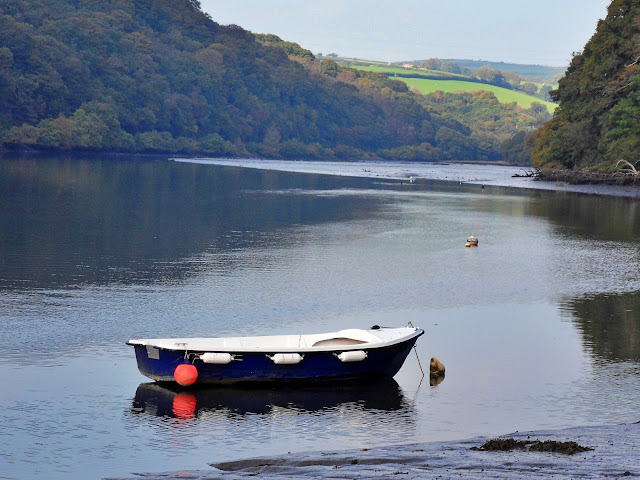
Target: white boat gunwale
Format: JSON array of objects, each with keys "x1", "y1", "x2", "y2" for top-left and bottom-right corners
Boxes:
[{"x1": 127, "y1": 327, "x2": 423, "y2": 354}]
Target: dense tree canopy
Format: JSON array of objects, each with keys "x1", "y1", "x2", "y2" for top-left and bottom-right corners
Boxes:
[
  {"x1": 420, "y1": 58, "x2": 467, "y2": 75},
  {"x1": 531, "y1": 0, "x2": 640, "y2": 170},
  {"x1": 0, "y1": 0, "x2": 546, "y2": 162},
  {"x1": 417, "y1": 90, "x2": 550, "y2": 162}
]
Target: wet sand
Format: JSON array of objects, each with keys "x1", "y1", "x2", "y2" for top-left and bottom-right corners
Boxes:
[
  {"x1": 107, "y1": 423, "x2": 639, "y2": 479},
  {"x1": 174, "y1": 158, "x2": 640, "y2": 198}
]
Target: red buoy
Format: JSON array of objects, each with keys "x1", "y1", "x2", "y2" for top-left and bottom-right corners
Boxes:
[{"x1": 174, "y1": 364, "x2": 198, "y2": 386}]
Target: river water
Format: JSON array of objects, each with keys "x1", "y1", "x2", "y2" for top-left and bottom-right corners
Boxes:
[{"x1": 1, "y1": 154, "x2": 639, "y2": 479}]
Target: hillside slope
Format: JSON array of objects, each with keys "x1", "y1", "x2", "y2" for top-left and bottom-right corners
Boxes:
[
  {"x1": 440, "y1": 59, "x2": 564, "y2": 82},
  {"x1": 0, "y1": 0, "x2": 439, "y2": 158},
  {"x1": 0, "y1": 0, "x2": 547, "y2": 163},
  {"x1": 531, "y1": 0, "x2": 640, "y2": 170},
  {"x1": 399, "y1": 78, "x2": 557, "y2": 112}
]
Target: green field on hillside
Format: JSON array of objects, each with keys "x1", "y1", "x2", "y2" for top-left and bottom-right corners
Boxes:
[
  {"x1": 352, "y1": 65, "x2": 464, "y2": 79},
  {"x1": 401, "y1": 78, "x2": 557, "y2": 112},
  {"x1": 350, "y1": 65, "x2": 557, "y2": 112}
]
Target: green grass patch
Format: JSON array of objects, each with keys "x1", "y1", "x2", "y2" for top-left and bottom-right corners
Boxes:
[
  {"x1": 401, "y1": 77, "x2": 557, "y2": 112},
  {"x1": 340, "y1": 58, "x2": 387, "y2": 65},
  {"x1": 352, "y1": 64, "x2": 465, "y2": 79},
  {"x1": 350, "y1": 65, "x2": 557, "y2": 112}
]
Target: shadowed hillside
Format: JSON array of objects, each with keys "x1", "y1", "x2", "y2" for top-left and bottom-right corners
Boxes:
[
  {"x1": 0, "y1": 0, "x2": 547, "y2": 162},
  {"x1": 532, "y1": 0, "x2": 640, "y2": 171}
]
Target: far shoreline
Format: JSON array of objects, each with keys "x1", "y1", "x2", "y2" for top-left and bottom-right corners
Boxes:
[
  {"x1": 536, "y1": 167, "x2": 640, "y2": 186},
  {"x1": 173, "y1": 157, "x2": 640, "y2": 199},
  {"x1": 4, "y1": 151, "x2": 640, "y2": 198}
]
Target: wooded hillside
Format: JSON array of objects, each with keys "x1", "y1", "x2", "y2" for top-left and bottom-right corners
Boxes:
[
  {"x1": 0, "y1": 0, "x2": 547, "y2": 162},
  {"x1": 531, "y1": 0, "x2": 640, "y2": 170}
]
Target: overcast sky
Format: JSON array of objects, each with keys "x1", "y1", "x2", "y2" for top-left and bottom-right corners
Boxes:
[{"x1": 200, "y1": 0, "x2": 611, "y2": 66}]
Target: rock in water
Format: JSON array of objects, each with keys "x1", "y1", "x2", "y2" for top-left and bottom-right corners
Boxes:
[{"x1": 430, "y1": 357, "x2": 445, "y2": 376}]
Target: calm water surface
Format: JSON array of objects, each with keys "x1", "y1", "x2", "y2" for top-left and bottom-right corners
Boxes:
[{"x1": 1, "y1": 154, "x2": 639, "y2": 479}]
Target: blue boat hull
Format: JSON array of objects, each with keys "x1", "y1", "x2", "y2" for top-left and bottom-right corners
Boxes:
[{"x1": 132, "y1": 334, "x2": 421, "y2": 385}]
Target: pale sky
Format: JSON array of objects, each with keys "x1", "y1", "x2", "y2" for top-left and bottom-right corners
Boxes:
[{"x1": 200, "y1": 0, "x2": 611, "y2": 66}]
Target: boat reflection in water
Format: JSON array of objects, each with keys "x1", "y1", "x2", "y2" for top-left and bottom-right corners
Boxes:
[{"x1": 131, "y1": 378, "x2": 410, "y2": 421}]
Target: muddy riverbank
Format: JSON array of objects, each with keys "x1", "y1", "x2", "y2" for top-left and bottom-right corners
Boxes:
[
  {"x1": 537, "y1": 168, "x2": 640, "y2": 186},
  {"x1": 106, "y1": 423, "x2": 639, "y2": 479},
  {"x1": 176, "y1": 158, "x2": 640, "y2": 198}
]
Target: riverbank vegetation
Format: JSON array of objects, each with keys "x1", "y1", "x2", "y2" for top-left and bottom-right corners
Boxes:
[
  {"x1": 0, "y1": 0, "x2": 550, "y2": 163},
  {"x1": 531, "y1": 0, "x2": 640, "y2": 174}
]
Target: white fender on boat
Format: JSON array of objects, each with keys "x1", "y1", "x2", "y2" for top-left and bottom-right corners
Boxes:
[
  {"x1": 336, "y1": 350, "x2": 367, "y2": 362},
  {"x1": 268, "y1": 353, "x2": 303, "y2": 364},
  {"x1": 200, "y1": 352, "x2": 234, "y2": 364}
]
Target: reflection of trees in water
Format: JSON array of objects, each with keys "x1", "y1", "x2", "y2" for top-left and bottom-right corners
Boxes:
[
  {"x1": 0, "y1": 155, "x2": 384, "y2": 289},
  {"x1": 566, "y1": 291, "x2": 640, "y2": 362},
  {"x1": 529, "y1": 192, "x2": 640, "y2": 242}
]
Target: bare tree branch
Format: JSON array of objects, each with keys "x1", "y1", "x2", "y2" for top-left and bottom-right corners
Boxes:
[{"x1": 626, "y1": 56, "x2": 640, "y2": 67}]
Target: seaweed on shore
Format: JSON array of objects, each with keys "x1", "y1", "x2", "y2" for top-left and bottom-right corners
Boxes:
[{"x1": 471, "y1": 438, "x2": 594, "y2": 455}]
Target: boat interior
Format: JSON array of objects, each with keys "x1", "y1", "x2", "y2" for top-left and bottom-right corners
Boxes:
[{"x1": 128, "y1": 327, "x2": 420, "y2": 353}]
